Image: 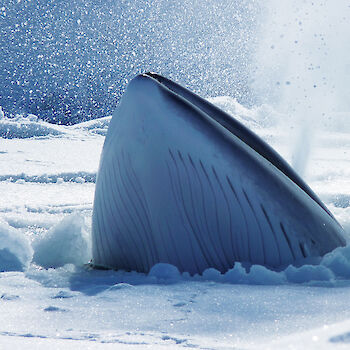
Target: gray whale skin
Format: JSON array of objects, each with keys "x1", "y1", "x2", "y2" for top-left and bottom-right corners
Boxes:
[{"x1": 92, "y1": 73, "x2": 346, "y2": 274}]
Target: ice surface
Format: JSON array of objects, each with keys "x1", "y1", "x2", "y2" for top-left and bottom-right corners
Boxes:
[{"x1": 0, "y1": 96, "x2": 349, "y2": 348}]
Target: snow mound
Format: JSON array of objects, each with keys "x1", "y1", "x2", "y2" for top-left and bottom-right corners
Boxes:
[
  {"x1": 0, "y1": 221, "x2": 33, "y2": 271},
  {"x1": 221, "y1": 263, "x2": 286, "y2": 285},
  {"x1": 0, "y1": 114, "x2": 65, "y2": 139},
  {"x1": 33, "y1": 214, "x2": 91, "y2": 268},
  {"x1": 0, "y1": 113, "x2": 111, "y2": 139},
  {"x1": 148, "y1": 263, "x2": 181, "y2": 282},
  {"x1": 24, "y1": 244, "x2": 350, "y2": 295},
  {"x1": 208, "y1": 96, "x2": 280, "y2": 129},
  {"x1": 196, "y1": 245, "x2": 350, "y2": 286},
  {"x1": 72, "y1": 116, "x2": 111, "y2": 136},
  {"x1": 28, "y1": 217, "x2": 350, "y2": 286},
  {"x1": 0, "y1": 172, "x2": 96, "y2": 184},
  {"x1": 146, "y1": 244, "x2": 350, "y2": 286}
]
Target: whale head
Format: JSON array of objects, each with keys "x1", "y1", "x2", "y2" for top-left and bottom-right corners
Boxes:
[{"x1": 91, "y1": 73, "x2": 346, "y2": 274}]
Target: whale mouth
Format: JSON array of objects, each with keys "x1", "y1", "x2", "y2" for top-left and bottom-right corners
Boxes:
[{"x1": 143, "y1": 72, "x2": 334, "y2": 221}]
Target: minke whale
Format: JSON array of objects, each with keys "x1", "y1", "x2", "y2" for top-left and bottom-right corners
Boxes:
[{"x1": 91, "y1": 73, "x2": 346, "y2": 274}]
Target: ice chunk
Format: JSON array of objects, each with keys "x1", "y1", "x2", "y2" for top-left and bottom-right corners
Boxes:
[
  {"x1": 148, "y1": 263, "x2": 181, "y2": 281},
  {"x1": 33, "y1": 214, "x2": 91, "y2": 268},
  {"x1": 321, "y1": 245, "x2": 350, "y2": 279},
  {"x1": 0, "y1": 221, "x2": 33, "y2": 271},
  {"x1": 202, "y1": 268, "x2": 223, "y2": 283},
  {"x1": 284, "y1": 264, "x2": 334, "y2": 284}
]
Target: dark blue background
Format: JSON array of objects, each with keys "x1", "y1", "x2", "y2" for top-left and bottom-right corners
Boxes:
[{"x1": 0, "y1": 0, "x2": 259, "y2": 124}]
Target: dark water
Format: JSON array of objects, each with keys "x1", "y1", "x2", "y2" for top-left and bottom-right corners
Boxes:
[{"x1": 0, "y1": 0, "x2": 260, "y2": 124}]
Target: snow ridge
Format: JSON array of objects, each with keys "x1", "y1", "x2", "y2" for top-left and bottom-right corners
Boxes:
[{"x1": 0, "y1": 172, "x2": 96, "y2": 184}]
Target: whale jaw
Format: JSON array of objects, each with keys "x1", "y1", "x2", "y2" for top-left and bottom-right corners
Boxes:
[{"x1": 91, "y1": 73, "x2": 346, "y2": 274}]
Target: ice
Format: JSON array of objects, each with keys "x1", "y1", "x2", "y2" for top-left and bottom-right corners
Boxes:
[
  {"x1": 321, "y1": 246, "x2": 350, "y2": 279},
  {"x1": 284, "y1": 264, "x2": 334, "y2": 284},
  {"x1": 33, "y1": 214, "x2": 91, "y2": 269},
  {"x1": 0, "y1": 114, "x2": 65, "y2": 139},
  {"x1": 72, "y1": 116, "x2": 111, "y2": 136},
  {"x1": 148, "y1": 263, "x2": 181, "y2": 282},
  {"x1": 0, "y1": 221, "x2": 33, "y2": 272},
  {"x1": 0, "y1": 95, "x2": 349, "y2": 348},
  {"x1": 0, "y1": 113, "x2": 111, "y2": 140},
  {"x1": 142, "y1": 245, "x2": 350, "y2": 286}
]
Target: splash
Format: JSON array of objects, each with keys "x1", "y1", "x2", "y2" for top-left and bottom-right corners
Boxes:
[
  {"x1": 254, "y1": 0, "x2": 350, "y2": 175},
  {"x1": 0, "y1": 0, "x2": 259, "y2": 123},
  {"x1": 255, "y1": 0, "x2": 350, "y2": 122}
]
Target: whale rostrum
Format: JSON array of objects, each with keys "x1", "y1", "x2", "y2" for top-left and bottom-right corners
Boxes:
[{"x1": 91, "y1": 73, "x2": 346, "y2": 274}]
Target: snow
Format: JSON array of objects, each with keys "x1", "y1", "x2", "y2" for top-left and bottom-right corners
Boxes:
[
  {"x1": 0, "y1": 97, "x2": 349, "y2": 348},
  {"x1": 0, "y1": 114, "x2": 65, "y2": 139},
  {"x1": 0, "y1": 220, "x2": 32, "y2": 272},
  {"x1": 33, "y1": 214, "x2": 91, "y2": 268},
  {"x1": 149, "y1": 264, "x2": 181, "y2": 281}
]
